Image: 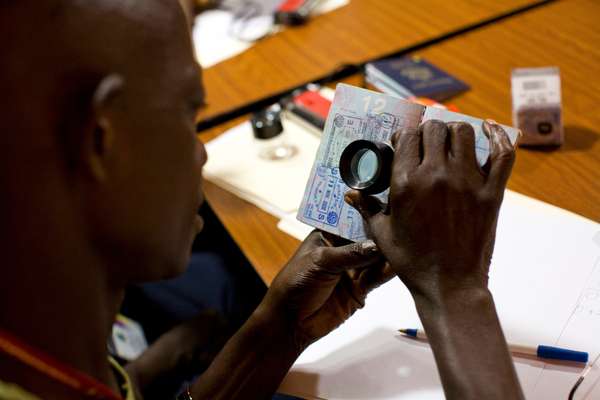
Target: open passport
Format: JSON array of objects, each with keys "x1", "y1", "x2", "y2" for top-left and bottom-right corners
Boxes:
[{"x1": 296, "y1": 83, "x2": 520, "y2": 241}]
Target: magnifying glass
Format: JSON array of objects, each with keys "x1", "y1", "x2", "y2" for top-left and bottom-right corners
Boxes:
[{"x1": 339, "y1": 140, "x2": 394, "y2": 195}]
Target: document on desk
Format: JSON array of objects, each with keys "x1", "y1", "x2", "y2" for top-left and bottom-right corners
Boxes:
[
  {"x1": 296, "y1": 83, "x2": 520, "y2": 241},
  {"x1": 193, "y1": 0, "x2": 350, "y2": 68},
  {"x1": 202, "y1": 116, "x2": 320, "y2": 219},
  {"x1": 281, "y1": 190, "x2": 600, "y2": 399}
]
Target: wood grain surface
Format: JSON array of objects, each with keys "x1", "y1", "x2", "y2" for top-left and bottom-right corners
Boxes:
[
  {"x1": 198, "y1": 0, "x2": 542, "y2": 122},
  {"x1": 199, "y1": 0, "x2": 600, "y2": 284},
  {"x1": 415, "y1": 0, "x2": 600, "y2": 222}
]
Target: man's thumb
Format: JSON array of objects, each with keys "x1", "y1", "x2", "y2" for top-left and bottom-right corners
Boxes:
[{"x1": 344, "y1": 190, "x2": 384, "y2": 220}]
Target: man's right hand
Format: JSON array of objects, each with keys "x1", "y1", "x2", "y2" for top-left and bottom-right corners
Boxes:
[
  {"x1": 345, "y1": 119, "x2": 515, "y2": 299},
  {"x1": 346, "y1": 119, "x2": 523, "y2": 400}
]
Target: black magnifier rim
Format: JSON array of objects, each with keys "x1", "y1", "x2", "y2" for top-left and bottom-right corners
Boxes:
[{"x1": 339, "y1": 139, "x2": 393, "y2": 195}]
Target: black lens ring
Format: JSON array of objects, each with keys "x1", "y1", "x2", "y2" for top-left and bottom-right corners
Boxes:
[{"x1": 339, "y1": 140, "x2": 394, "y2": 195}]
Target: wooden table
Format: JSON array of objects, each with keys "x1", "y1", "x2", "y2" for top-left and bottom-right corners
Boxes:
[
  {"x1": 199, "y1": 0, "x2": 600, "y2": 284},
  {"x1": 198, "y1": 0, "x2": 546, "y2": 122},
  {"x1": 415, "y1": 0, "x2": 600, "y2": 222}
]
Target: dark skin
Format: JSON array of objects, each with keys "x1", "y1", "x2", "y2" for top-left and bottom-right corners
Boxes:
[
  {"x1": 191, "y1": 232, "x2": 394, "y2": 399},
  {"x1": 346, "y1": 120, "x2": 524, "y2": 399},
  {"x1": 0, "y1": 1, "x2": 522, "y2": 399},
  {"x1": 0, "y1": 1, "x2": 389, "y2": 398}
]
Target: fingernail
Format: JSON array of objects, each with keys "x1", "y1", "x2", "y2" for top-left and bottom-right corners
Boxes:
[
  {"x1": 361, "y1": 240, "x2": 378, "y2": 253},
  {"x1": 483, "y1": 120, "x2": 498, "y2": 141},
  {"x1": 344, "y1": 193, "x2": 354, "y2": 207}
]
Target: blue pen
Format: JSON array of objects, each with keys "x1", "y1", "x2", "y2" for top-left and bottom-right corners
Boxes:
[{"x1": 399, "y1": 329, "x2": 589, "y2": 363}]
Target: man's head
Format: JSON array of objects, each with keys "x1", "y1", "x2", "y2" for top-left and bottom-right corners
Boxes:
[{"x1": 0, "y1": 0, "x2": 207, "y2": 283}]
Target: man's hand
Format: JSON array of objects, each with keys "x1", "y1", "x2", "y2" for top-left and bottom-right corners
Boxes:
[
  {"x1": 192, "y1": 120, "x2": 522, "y2": 400},
  {"x1": 192, "y1": 230, "x2": 394, "y2": 399},
  {"x1": 346, "y1": 119, "x2": 523, "y2": 400},
  {"x1": 345, "y1": 119, "x2": 515, "y2": 299},
  {"x1": 262, "y1": 230, "x2": 394, "y2": 347}
]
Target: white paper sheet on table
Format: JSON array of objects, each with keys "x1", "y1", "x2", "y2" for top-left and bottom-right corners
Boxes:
[
  {"x1": 278, "y1": 211, "x2": 314, "y2": 240},
  {"x1": 203, "y1": 116, "x2": 320, "y2": 219},
  {"x1": 279, "y1": 190, "x2": 600, "y2": 399},
  {"x1": 193, "y1": 0, "x2": 350, "y2": 68}
]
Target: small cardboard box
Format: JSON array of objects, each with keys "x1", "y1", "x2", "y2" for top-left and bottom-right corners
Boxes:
[{"x1": 511, "y1": 67, "x2": 563, "y2": 146}]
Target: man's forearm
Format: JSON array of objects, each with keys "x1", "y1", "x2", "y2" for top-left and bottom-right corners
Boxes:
[
  {"x1": 126, "y1": 328, "x2": 188, "y2": 390},
  {"x1": 413, "y1": 286, "x2": 524, "y2": 400},
  {"x1": 191, "y1": 303, "x2": 304, "y2": 400}
]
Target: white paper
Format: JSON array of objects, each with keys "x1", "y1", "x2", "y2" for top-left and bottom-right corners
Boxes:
[
  {"x1": 278, "y1": 212, "x2": 314, "y2": 241},
  {"x1": 203, "y1": 117, "x2": 320, "y2": 219},
  {"x1": 193, "y1": 9, "x2": 254, "y2": 68},
  {"x1": 193, "y1": 0, "x2": 350, "y2": 68},
  {"x1": 279, "y1": 191, "x2": 600, "y2": 399}
]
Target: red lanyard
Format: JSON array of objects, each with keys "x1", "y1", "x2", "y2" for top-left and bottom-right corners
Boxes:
[{"x1": 0, "y1": 328, "x2": 123, "y2": 400}]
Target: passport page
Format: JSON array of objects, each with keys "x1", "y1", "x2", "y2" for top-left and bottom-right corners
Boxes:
[
  {"x1": 297, "y1": 83, "x2": 520, "y2": 241},
  {"x1": 296, "y1": 83, "x2": 425, "y2": 241}
]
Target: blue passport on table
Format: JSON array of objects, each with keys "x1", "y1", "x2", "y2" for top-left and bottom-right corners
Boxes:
[{"x1": 365, "y1": 56, "x2": 470, "y2": 101}]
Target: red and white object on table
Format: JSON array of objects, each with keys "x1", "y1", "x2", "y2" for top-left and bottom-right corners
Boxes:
[{"x1": 275, "y1": 0, "x2": 324, "y2": 25}]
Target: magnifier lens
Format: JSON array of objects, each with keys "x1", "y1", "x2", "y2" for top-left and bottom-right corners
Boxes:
[
  {"x1": 339, "y1": 140, "x2": 394, "y2": 195},
  {"x1": 352, "y1": 149, "x2": 378, "y2": 182}
]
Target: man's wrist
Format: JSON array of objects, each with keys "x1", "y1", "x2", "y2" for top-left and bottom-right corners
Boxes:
[
  {"x1": 409, "y1": 282, "x2": 521, "y2": 400},
  {"x1": 190, "y1": 296, "x2": 307, "y2": 398},
  {"x1": 411, "y1": 284, "x2": 493, "y2": 317}
]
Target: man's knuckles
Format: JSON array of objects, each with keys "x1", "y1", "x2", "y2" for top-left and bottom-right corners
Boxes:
[
  {"x1": 477, "y1": 188, "x2": 502, "y2": 210},
  {"x1": 491, "y1": 143, "x2": 516, "y2": 164},
  {"x1": 309, "y1": 247, "x2": 329, "y2": 267},
  {"x1": 421, "y1": 119, "x2": 447, "y2": 135}
]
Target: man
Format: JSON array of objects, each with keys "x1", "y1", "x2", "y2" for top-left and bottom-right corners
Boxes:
[{"x1": 0, "y1": 1, "x2": 523, "y2": 399}]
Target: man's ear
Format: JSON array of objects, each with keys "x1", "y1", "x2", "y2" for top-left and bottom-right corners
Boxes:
[{"x1": 82, "y1": 74, "x2": 125, "y2": 181}]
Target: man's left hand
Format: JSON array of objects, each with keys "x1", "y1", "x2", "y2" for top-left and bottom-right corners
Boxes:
[{"x1": 261, "y1": 230, "x2": 395, "y2": 348}]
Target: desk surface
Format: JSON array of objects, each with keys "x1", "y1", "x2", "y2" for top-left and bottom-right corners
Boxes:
[
  {"x1": 414, "y1": 0, "x2": 600, "y2": 226},
  {"x1": 198, "y1": 0, "x2": 543, "y2": 122},
  {"x1": 200, "y1": 0, "x2": 600, "y2": 284}
]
